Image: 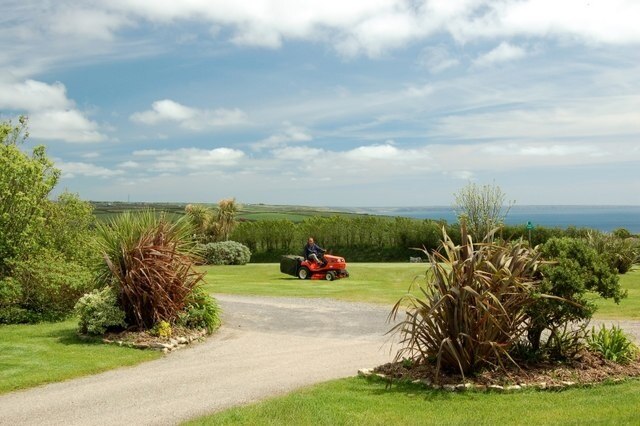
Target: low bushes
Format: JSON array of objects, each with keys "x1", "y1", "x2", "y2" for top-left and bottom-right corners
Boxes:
[
  {"x1": 177, "y1": 286, "x2": 221, "y2": 333},
  {"x1": 0, "y1": 250, "x2": 94, "y2": 323},
  {"x1": 75, "y1": 287, "x2": 126, "y2": 335},
  {"x1": 200, "y1": 241, "x2": 251, "y2": 265},
  {"x1": 587, "y1": 324, "x2": 638, "y2": 364}
]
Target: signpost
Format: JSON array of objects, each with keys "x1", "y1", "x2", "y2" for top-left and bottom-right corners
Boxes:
[{"x1": 526, "y1": 221, "x2": 534, "y2": 243}]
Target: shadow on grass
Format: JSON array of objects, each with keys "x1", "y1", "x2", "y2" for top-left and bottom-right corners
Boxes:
[
  {"x1": 361, "y1": 375, "x2": 458, "y2": 401},
  {"x1": 47, "y1": 328, "x2": 104, "y2": 346}
]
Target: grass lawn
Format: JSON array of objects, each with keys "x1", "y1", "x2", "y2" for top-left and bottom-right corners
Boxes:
[
  {"x1": 200, "y1": 263, "x2": 640, "y2": 319},
  {"x1": 186, "y1": 376, "x2": 640, "y2": 425},
  {"x1": 0, "y1": 318, "x2": 160, "y2": 395},
  {"x1": 591, "y1": 268, "x2": 640, "y2": 319},
  {"x1": 199, "y1": 262, "x2": 428, "y2": 305}
]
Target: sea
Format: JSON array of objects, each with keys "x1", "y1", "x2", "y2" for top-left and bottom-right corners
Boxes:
[{"x1": 354, "y1": 206, "x2": 640, "y2": 234}]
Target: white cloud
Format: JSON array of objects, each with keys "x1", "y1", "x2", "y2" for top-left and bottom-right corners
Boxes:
[
  {"x1": 0, "y1": 78, "x2": 107, "y2": 143},
  {"x1": 482, "y1": 143, "x2": 605, "y2": 158},
  {"x1": 130, "y1": 99, "x2": 248, "y2": 130},
  {"x1": 57, "y1": 160, "x2": 124, "y2": 178},
  {"x1": 133, "y1": 147, "x2": 245, "y2": 171},
  {"x1": 271, "y1": 146, "x2": 323, "y2": 161},
  {"x1": 0, "y1": 79, "x2": 72, "y2": 110},
  {"x1": 473, "y1": 42, "x2": 527, "y2": 67},
  {"x1": 419, "y1": 45, "x2": 460, "y2": 73},
  {"x1": 345, "y1": 143, "x2": 401, "y2": 160},
  {"x1": 49, "y1": 9, "x2": 132, "y2": 41},
  {"x1": 252, "y1": 122, "x2": 312, "y2": 150},
  {"x1": 102, "y1": 0, "x2": 640, "y2": 56},
  {"x1": 28, "y1": 110, "x2": 107, "y2": 143},
  {"x1": 118, "y1": 160, "x2": 140, "y2": 168}
]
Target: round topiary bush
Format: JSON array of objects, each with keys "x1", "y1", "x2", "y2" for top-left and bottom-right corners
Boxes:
[{"x1": 202, "y1": 241, "x2": 251, "y2": 265}]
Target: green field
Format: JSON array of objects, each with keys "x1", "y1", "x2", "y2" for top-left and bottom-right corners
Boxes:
[
  {"x1": 200, "y1": 262, "x2": 428, "y2": 305},
  {"x1": 92, "y1": 201, "x2": 365, "y2": 223},
  {"x1": 201, "y1": 263, "x2": 640, "y2": 319},
  {"x1": 187, "y1": 376, "x2": 640, "y2": 425},
  {"x1": 0, "y1": 319, "x2": 160, "y2": 394}
]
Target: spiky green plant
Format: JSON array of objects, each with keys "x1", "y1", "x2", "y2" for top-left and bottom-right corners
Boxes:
[
  {"x1": 587, "y1": 324, "x2": 639, "y2": 364},
  {"x1": 95, "y1": 211, "x2": 203, "y2": 329},
  {"x1": 389, "y1": 226, "x2": 542, "y2": 381}
]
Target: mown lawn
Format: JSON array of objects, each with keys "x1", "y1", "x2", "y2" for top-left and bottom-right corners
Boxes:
[
  {"x1": 199, "y1": 262, "x2": 427, "y2": 305},
  {"x1": 200, "y1": 263, "x2": 640, "y2": 319},
  {"x1": 186, "y1": 376, "x2": 640, "y2": 425},
  {"x1": 0, "y1": 318, "x2": 160, "y2": 394},
  {"x1": 590, "y1": 268, "x2": 640, "y2": 319}
]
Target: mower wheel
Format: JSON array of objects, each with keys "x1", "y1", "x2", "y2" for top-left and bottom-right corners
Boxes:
[
  {"x1": 325, "y1": 271, "x2": 336, "y2": 281},
  {"x1": 297, "y1": 266, "x2": 310, "y2": 280}
]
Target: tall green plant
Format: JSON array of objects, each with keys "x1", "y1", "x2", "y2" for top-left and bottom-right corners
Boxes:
[
  {"x1": 95, "y1": 211, "x2": 203, "y2": 329},
  {"x1": 389, "y1": 227, "x2": 542, "y2": 381}
]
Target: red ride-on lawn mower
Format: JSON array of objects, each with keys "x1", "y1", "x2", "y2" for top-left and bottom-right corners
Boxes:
[{"x1": 280, "y1": 254, "x2": 349, "y2": 281}]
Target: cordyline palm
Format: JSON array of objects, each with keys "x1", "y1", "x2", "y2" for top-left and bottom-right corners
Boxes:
[
  {"x1": 389, "y1": 225, "x2": 543, "y2": 381},
  {"x1": 216, "y1": 198, "x2": 239, "y2": 241},
  {"x1": 95, "y1": 211, "x2": 203, "y2": 329}
]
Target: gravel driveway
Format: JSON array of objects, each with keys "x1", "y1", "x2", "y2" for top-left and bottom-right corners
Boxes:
[{"x1": 0, "y1": 295, "x2": 398, "y2": 426}]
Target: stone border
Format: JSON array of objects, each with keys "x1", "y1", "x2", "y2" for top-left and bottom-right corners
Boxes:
[
  {"x1": 79, "y1": 329, "x2": 208, "y2": 353},
  {"x1": 356, "y1": 368, "x2": 626, "y2": 392}
]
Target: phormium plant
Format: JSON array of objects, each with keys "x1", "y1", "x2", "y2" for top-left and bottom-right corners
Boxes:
[
  {"x1": 389, "y1": 225, "x2": 543, "y2": 381},
  {"x1": 95, "y1": 211, "x2": 204, "y2": 329}
]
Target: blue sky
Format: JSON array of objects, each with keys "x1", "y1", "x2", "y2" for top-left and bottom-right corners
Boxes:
[{"x1": 1, "y1": 0, "x2": 639, "y2": 206}]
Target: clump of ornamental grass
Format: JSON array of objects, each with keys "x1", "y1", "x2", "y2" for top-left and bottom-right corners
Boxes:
[
  {"x1": 389, "y1": 225, "x2": 543, "y2": 382},
  {"x1": 95, "y1": 211, "x2": 204, "y2": 330}
]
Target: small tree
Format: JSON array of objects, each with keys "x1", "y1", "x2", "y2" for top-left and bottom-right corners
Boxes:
[
  {"x1": 216, "y1": 198, "x2": 239, "y2": 241},
  {"x1": 185, "y1": 198, "x2": 239, "y2": 242},
  {"x1": 526, "y1": 237, "x2": 626, "y2": 353},
  {"x1": 0, "y1": 117, "x2": 60, "y2": 276},
  {"x1": 453, "y1": 182, "x2": 514, "y2": 241}
]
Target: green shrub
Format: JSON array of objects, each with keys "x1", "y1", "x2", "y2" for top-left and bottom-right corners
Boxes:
[
  {"x1": 150, "y1": 320, "x2": 172, "y2": 339},
  {"x1": 0, "y1": 117, "x2": 60, "y2": 277},
  {"x1": 178, "y1": 286, "x2": 221, "y2": 333},
  {"x1": 527, "y1": 237, "x2": 625, "y2": 353},
  {"x1": 2, "y1": 250, "x2": 95, "y2": 323},
  {"x1": 587, "y1": 324, "x2": 639, "y2": 364},
  {"x1": 202, "y1": 241, "x2": 251, "y2": 265},
  {"x1": 586, "y1": 231, "x2": 638, "y2": 274},
  {"x1": 75, "y1": 287, "x2": 127, "y2": 335},
  {"x1": 390, "y1": 226, "x2": 542, "y2": 381}
]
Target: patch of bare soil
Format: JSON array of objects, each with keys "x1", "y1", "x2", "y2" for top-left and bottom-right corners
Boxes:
[{"x1": 375, "y1": 350, "x2": 640, "y2": 388}]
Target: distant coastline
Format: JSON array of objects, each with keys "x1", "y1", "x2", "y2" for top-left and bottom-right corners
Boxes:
[{"x1": 349, "y1": 205, "x2": 640, "y2": 233}]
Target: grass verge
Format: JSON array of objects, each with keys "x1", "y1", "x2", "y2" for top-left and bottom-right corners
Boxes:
[
  {"x1": 186, "y1": 376, "x2": 640, "y2": 425},
  {"x1": 0, "y1": 318, "x2": 160, "y2": 394}
]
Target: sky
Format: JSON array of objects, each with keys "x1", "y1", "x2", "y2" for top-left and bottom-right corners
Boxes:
[{"x1": 1, "y1": 0, "x2": 639, "y2": 207}]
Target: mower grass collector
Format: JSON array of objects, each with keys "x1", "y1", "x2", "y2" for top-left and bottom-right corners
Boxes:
[{"x1": 280, "y1": 254, "x2": 349, "y2": 281}]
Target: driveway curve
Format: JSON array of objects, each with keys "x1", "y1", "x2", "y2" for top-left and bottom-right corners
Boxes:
[
  {"x1": 1, "y1": 295, "x2": 638, "y2": 426},
  {"x1": 0, "y1": 295, "x2": 398, "y2": 426}
]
